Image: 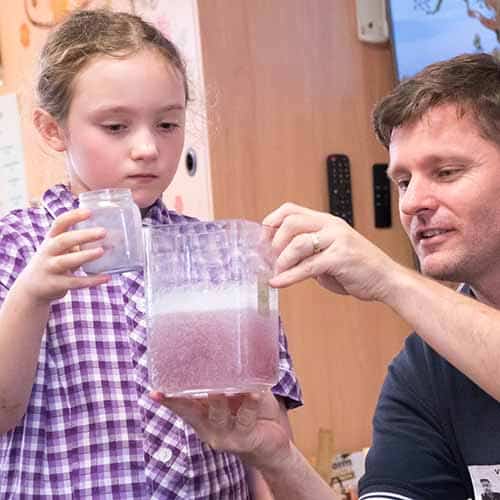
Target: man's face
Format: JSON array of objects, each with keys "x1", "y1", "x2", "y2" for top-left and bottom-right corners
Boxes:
[{"x1": 388, "y1": 104, "x2": 500, "y2": 289}]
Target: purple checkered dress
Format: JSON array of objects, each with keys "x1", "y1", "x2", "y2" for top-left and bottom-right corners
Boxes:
[{"x1": 0, "y1": 184, "x2": 303, "y2": 499}]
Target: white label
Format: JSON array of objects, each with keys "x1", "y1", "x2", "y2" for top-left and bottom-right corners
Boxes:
[{"x1": 468, "y1": 465, "x2": 500, "y2": 499}]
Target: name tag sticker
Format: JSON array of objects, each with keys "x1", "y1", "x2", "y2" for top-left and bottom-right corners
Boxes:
[{"x1": 468, "y1": 465, "x2": 500, "y2": 499}]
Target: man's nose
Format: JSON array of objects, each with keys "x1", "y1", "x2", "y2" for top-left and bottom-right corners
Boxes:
[
  {"x1": 130, "y1": 129, "x2": 159, "y2": 161},
  {"x1": 399, "y1": 176, "x2": 438, "y2": 216}
]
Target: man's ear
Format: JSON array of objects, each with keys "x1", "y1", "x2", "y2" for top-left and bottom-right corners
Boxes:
[{"x1": 33, "y1": 108, "x2": 67, "y2": 152}]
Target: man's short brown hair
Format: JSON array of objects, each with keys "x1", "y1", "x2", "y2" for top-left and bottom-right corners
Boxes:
[{"x1": 373, "y1": 53, "x2": 500, "y2": 149}]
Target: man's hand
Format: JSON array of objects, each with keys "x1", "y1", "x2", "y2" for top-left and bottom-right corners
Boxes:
[
  {"x1": 263, "y1": 202, "x2": 402, "y2": 302},
  {"x1": 150, "y1": 390, "x2": 292, "y2": 471}
]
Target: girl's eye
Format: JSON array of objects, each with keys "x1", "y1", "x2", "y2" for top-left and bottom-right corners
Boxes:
[
  {"x1": 102, "y1": 123, "x2": 126, "y2": 133},
  {"x1": 159, "y1": 122, "x2": 179, "y2": 132}
]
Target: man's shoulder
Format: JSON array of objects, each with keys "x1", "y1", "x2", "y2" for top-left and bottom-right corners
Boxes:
[
  {"x1": 390, "y1": 331, "x2": 440, "y2": 375},
  {"x1": 388, "y1": 328, "x2": 478, "y2": 404}
]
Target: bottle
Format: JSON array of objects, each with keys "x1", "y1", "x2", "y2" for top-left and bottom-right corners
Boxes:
[{"x1": 78, "y1": 188, "x2": 143, "y2": 275}]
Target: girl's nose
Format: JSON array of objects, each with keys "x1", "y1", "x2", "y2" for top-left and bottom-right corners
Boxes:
[{"x1": 130, "y1": 131, "x2": 159, "y2": 161}]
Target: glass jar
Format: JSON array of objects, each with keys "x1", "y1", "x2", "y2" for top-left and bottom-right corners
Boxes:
[{"x1": 77, "y1": 188, "x2": 143, "y2": 275}]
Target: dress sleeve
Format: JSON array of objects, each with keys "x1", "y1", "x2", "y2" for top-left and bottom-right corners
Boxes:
[
  {"x1": 358, "y1": 334, "x2": 468, "y2": 500},
  {"x1": 270, "y1": 318, "x2": 303, "y2": 409},
  {"x1": 0, "y1": 213, "x2": 36, "y2": 302}
]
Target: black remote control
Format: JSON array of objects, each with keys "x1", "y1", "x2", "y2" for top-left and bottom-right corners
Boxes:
[
  {"x1": 373, "y1": 163, "x2": 391, "y2": 228},
  {"x1": 326, "y1": 154, "x2": 354, "y2": 226}
]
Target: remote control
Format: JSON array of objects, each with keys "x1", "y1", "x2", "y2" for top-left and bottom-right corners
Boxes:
[
  {"x1": 326, "y1": 154, "x2": 354, "y2": 226},
  {"x1": 373, "y1": 163, "x2": 391, "y2": 228}
]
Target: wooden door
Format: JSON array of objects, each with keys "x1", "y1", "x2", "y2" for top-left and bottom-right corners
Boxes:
[{"x1": 197, "y1": 0, "x2": 415, "y2": 459}]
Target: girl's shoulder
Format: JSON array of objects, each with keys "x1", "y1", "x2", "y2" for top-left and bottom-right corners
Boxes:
[
  {"x1": 168, "y1": 211, "x2": 199, "y2": 224},
  {"x1": 0, "y1": 184, "x2": 73, "y2": 249},
  {"x1": 0, "y1": 206, "x2": 52, "y2": 290},
  {"x1": 0, "y1": 204, "x2": 51, "y2": 250},
  {"x1": 145, "y1": 199, "x2": 199, "y2": 225}
]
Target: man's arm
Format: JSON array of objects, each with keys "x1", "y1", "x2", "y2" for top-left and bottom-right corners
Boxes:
[
  {"x1": 383, "y1": 265, "x2": 500, "y2": 402},
  {"x1": 264, "y1": 202, "x2": 500, "y2": 402},
  {"x1": 245, "y1": 398, "x2": 338, "y2": 500},
  {"x1": 246, "y1": 398, "x2": 291, "y2": 499},
  {"x1": 257, "y1": 442, "x2": 340, "y2": 500},
  {"x1": 152, "y1": 391, "x2": 339, "y2": 500}
]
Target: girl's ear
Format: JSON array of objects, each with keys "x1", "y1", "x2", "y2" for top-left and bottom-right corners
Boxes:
[{"x1": 33, "y1": 108, "x2": 67, "y2": 152}]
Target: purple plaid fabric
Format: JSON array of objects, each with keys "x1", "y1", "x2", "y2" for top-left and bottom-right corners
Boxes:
[{"x1": 0, "y1": 184, "x2": 302, "y2": 499}]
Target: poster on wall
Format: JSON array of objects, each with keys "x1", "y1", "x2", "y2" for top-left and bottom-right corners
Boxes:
[
  {"x1": 131, "y1": 0, "x2": 214, "y2": 220},
  {"x1": 0, "y1": 93, "x2": 28, "y2": 216}
]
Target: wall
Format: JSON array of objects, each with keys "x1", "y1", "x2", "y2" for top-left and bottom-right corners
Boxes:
[
  {"x1": 0, "y1": 0, "x2": 213, "y2": 219},
  {"x1": 0, "y1": 0, "x2": 66, "y2": 201},
  {"x1": 197, "y1": 0, "x2": 415, "y2": 459}
]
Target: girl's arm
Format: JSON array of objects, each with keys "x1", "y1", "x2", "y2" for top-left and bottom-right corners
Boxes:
[
  {"x1": 0, "y1": 209, "x2": 109, "y2": 433},
  {"x1": 0, "y1": 280, "x2": 51, "y2": 433}
]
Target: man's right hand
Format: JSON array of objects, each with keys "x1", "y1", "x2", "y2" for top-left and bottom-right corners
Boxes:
[{"x1": 263, "y1": 203, "x2": 403, "y2": 303}]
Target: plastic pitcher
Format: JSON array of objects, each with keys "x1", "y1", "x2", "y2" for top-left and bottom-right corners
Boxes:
[{"x1": 144, "y1": 219, "x2": 279, "y2": 397}]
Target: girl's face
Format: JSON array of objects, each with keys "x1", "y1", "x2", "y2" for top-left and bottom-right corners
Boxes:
[{"x1": 61, "y1": 49, "x2": 186, "y2": 209}]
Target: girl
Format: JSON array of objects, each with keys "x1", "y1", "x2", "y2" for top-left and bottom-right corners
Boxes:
[{"x1": 0, "y1": 9, "x2": 302, "y2": 498}]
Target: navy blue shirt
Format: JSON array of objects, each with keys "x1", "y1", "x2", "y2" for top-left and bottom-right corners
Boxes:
[{"x1": 359, "y1": 286, "x2": 500, "y2": 500}]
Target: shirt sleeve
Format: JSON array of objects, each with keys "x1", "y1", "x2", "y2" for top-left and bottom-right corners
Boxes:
[
  {"x1": 358, "y1": 334, "x2": 468, "y2": 500},
  {"x1": 270, "y1": 318, "x2": 303, "y2": 409},
  {"x1": 0, "y1": 215, "x2": 34, "y2": 299}
]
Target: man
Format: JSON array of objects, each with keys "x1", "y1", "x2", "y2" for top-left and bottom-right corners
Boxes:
[{"x1": 152, "y1": 53, "x2": 500, "y2": 500}]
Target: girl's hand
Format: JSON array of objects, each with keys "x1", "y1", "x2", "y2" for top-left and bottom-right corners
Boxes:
[
  {"x1": 263, "y1": 202, "x2": 401, "y2": 302},
  {"x1": 150, "y1": 390, "x2": 292, "y2": 471},
  {"x1": 17, "y1": 208, "x2": 110, "y2": 305}
]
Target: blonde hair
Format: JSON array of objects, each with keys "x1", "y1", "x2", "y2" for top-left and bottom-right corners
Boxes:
[{"x1": 36, "y1": 9, "x2": 189, "y2": 123}]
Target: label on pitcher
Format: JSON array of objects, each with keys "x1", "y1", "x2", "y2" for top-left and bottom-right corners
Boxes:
[{"x1": 257, "y1": 274, "x2": 270, "y2": 316}]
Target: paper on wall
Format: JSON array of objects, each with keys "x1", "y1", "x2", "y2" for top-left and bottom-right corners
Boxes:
[{"x1": 0, "y1": 93, "x2": 28, "y2": 217}]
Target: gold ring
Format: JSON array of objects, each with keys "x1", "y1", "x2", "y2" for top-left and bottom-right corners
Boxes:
[{"x1": 311, "y1": 233, "x2": 321, "y2": 254}]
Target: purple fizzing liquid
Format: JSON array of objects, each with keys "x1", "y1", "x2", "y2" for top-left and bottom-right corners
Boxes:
[{"x1": 148, "y1": 285, "x2": 280, "y2": 396}]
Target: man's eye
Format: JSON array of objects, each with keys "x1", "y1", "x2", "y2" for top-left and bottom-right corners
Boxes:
[
  {"x1": 438, "y1": 168, "x2": 457, "y2": 178},
  {"x1": 396, "y1": 179, "x2": 409, "y2": 191}
]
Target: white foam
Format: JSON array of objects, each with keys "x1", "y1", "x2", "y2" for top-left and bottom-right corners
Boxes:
[{"x1": 150, "y1": 283, "x2": 278, "y2": 314}]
